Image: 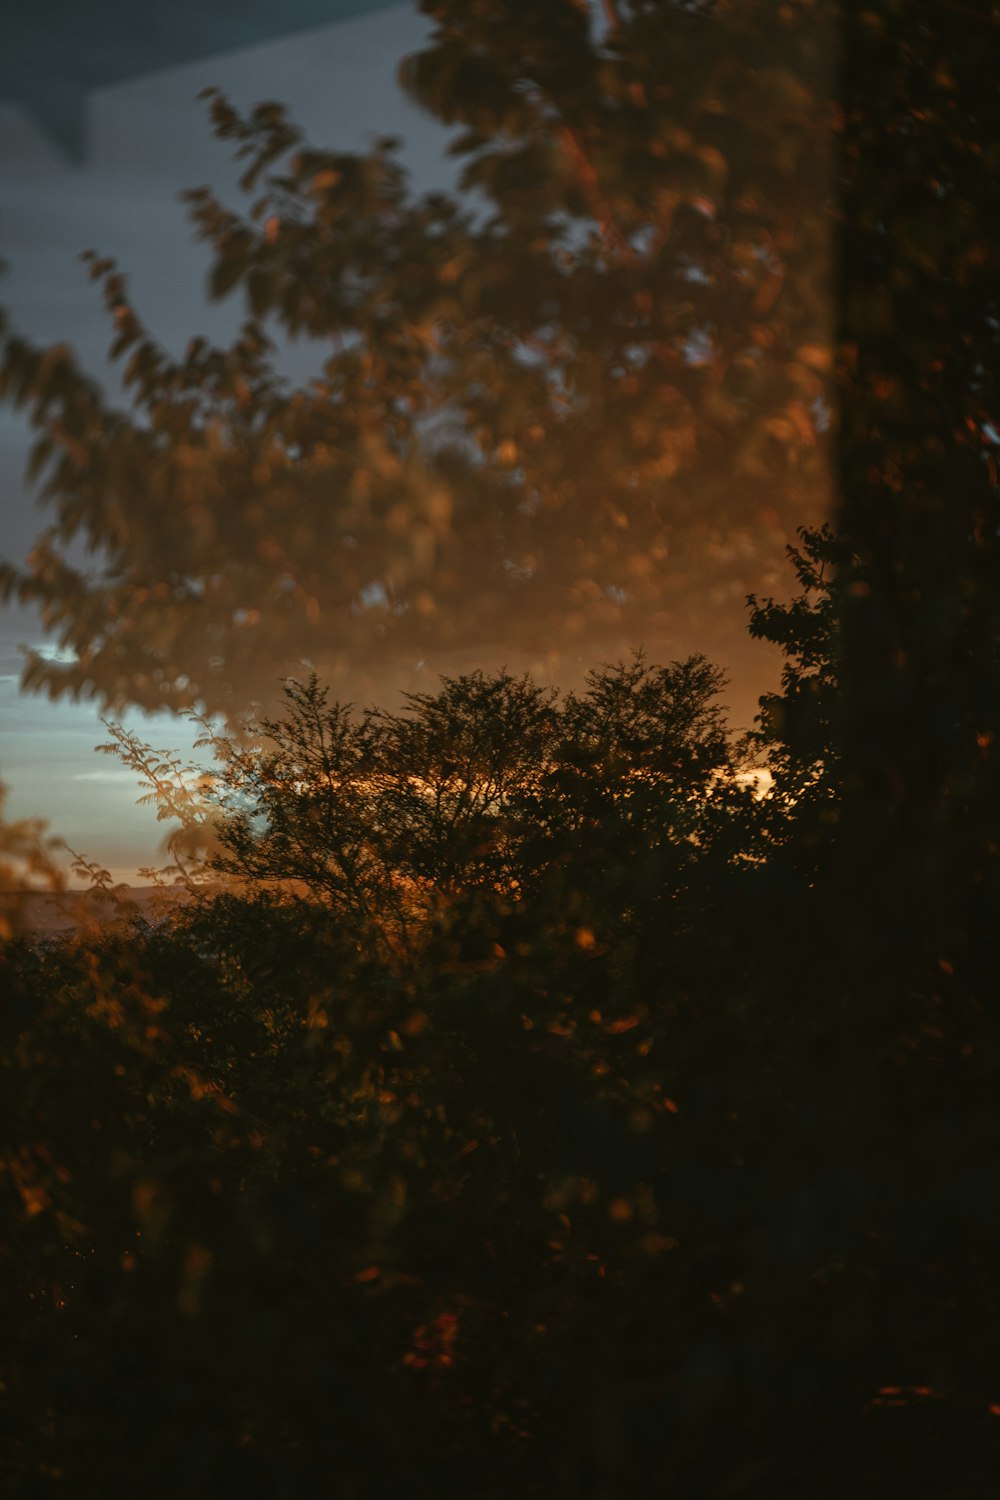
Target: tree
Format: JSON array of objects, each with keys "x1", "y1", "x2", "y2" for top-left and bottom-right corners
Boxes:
[
  {"x1": 745, "y1": 522, "x2": 856, "y2": 871},
  {"x1": 6, "y1": 3, "x2": 1000, "y2": 1490},
  {"x1": 0, "y1": 0, "x2": 835, "y2": 717},
  {"x1": 127, "y1": 652, "x2": 753, "y2": 963},
  {"x1": 0, "y1": 779, "x2": 64, "y2": 939},
  {"x1": 7, "y1": 630, "x2": 1000, "y2": 1497},
  {"x1": 835, "y1": 0, "x2": 1000, "y2": 956}
]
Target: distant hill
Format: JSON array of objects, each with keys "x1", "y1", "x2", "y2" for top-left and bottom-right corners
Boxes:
[{"x1": 4, "y1": 885, "x2": 191, "y2": 938}]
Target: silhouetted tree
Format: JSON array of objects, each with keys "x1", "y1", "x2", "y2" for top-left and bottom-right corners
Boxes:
[
  {"x1": 147, "y1": 653, "x2": 757, "y2": 960},
  {"x1": 836, "y1": 0, "x2": 1000, "y2": 965},
  {"x1": 6, "y1": 609, "x2": 1000, "y2": 1497}
]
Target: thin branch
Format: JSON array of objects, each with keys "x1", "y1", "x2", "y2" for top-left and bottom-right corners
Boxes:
[{"x1": 557, "y1": 126, "x2": 637, "y2": 268}]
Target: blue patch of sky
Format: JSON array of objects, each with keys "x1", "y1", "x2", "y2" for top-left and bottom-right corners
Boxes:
[{"x1": 678, "y1": 325, "x2": 716, "y2": 367}]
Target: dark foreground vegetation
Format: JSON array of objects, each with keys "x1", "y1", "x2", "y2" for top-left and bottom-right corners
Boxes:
[
  {"x1": 2, "y1": 0, "x2": 998, "y2": 1489},
  {"x1": 4, "y1": 534, "x2": 1000, "y2": 1498}
]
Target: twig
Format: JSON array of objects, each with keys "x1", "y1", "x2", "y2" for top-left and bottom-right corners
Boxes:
[{"x1": 558, "y1": 126, "x2": 637, "y2": 267}]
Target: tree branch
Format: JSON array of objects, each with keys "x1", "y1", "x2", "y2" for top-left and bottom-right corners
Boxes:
[{"x1": 557, "y1": 125, "x2": 637, "y2": 267}]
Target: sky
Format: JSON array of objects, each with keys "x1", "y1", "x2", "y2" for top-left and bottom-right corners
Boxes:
[{"x1": 1, "y1": 0, "x2": 456, "y2": 884}]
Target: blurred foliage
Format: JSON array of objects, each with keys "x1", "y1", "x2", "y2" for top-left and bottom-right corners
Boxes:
[
  {"x1": 0, "y1": 0, "x2": 834, "y2": 715},
  {"x1": 0, "y1": 780, "x2": 65, "y2": 939},
  {"x1": 4, "y1": 632, "x2": 1000, "y2": 1495},
  {"x1": 827, "y1": 29, "x2": 1000, "y2": 1483},
  {"x1": 836, "y1": 0, "x2": 1000, "y2": 929}
]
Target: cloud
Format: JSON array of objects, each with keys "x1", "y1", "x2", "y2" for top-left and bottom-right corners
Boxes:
[{"x1": 71, "y1": 768, "x2": 140, "y2": 783}]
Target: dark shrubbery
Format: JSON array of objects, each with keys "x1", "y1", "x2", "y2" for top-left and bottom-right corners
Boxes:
[{"x1": 5, "y1": 588, "x2": 1000, "y2": 1496}]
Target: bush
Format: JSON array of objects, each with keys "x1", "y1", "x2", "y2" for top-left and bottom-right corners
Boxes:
[{"x1": 4, "y1": 649, "x2": 1000, "y2": 1497}]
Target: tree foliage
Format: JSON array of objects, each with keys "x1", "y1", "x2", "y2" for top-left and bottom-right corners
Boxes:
[
  {"x1": 0, "y1": 780, "x2": 65, "y2": 939},
  {"x1": 0, "y1": 0, "x2": 834, "y2": 715},
  {"x1": 835, "y1": 0, "x2": 1000, "y2": 946},
  {"x1": 5, "y1": 636, "x2": 1000, "y2": 1496},
  {"x1": 123, "y1": 652, "x2": 756, "y2": 961},
  {"x1": 3, "y1": 0, "x2": 1000, "y2": 1490},
  {"x1": 746, "y1": 523, "x2": 857, "y2": 860}
]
